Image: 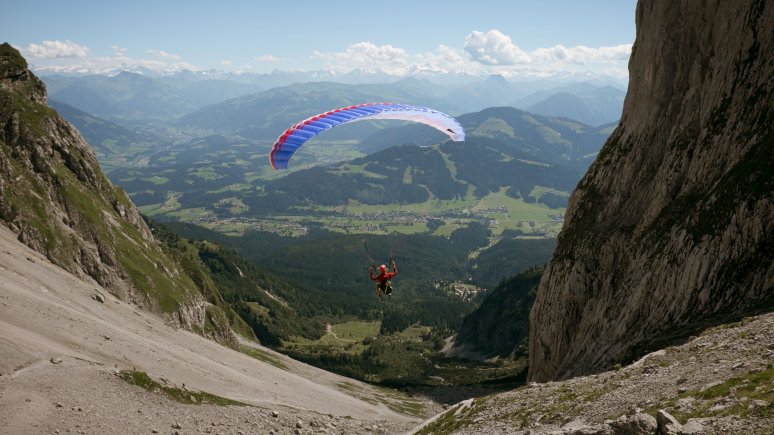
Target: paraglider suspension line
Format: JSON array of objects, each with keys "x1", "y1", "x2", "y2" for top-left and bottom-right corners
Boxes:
[{"x1": 363, "y1": 238, "x2": 375, "y2": 267}]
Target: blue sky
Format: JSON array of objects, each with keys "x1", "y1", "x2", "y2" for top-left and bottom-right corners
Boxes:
[{"x1": 3, "y1": 0, "x2": 637, "y2": 77}]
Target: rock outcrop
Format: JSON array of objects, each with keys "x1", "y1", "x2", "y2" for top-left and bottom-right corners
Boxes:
[
  {"x1": 0, "y1": 43, "x2": 231, "y2": 339},
  {"x1": 529, "y1": 0, "x2": 774, "y2": 381}
]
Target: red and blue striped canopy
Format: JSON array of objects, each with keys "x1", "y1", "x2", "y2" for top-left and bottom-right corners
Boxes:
[{"x1": 269, "y1": 103, "x2": 465, "y2": 169}]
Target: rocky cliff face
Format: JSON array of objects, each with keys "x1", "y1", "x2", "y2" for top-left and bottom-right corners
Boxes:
[
  {"x1": 0, "y1": 43, "x2": 230, "y2": 339},
  {"x1": 529, "y1": 0, "x2": 774, "y2": 381}
]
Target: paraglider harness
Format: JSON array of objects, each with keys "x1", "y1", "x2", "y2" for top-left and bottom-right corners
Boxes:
[
  {"x1": 364, "y1": 238, "x2": 397, "y2": 299},
  {"x1": 370, "y1": 261, "x2": 396, "y2": 298}
]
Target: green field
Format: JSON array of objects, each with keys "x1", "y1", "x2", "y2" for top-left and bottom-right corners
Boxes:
[
  {"x1": 121, "y1": 136, "x2": 571, "y2": 241},
  {"x1": 189, "y1": 166, "x2": 223, "y2": 181},
  {"x1": 334, "y1": 186, "x2": 478, "y2": 216},
  {"x1": 165, "y1": 206, "x2": 213, "y2": 221},
  {"x1": 138, "y1": 192, "x2": 183, "y2": 216},
  {"x1": 281, "y1": 320, "x2": 431, "y2": 357},
  {"x1": 284, "y1": 183, "x2": 565, "y2": 238},
  {"x1": 397, "y1": 324, "x2": 432, "y2": 339},
  {"x1": 215, "y1": 197, "x2": 249, "y2": 215},
  {"x1": 141, "y1": 175, "x2": 169, "y2": 185},
  {"x1": 143, "y1": 184, "x2": 566, "y2": 239},
  {"x1": 284, "y1": 320, "x2": 381, "y2": 354},
  {"x1": 471, "y1": 188, "x2": 565, "y2": 237}
]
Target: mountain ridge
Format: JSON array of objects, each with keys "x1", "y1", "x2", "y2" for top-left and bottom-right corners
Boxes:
[
  {"x1": 174, "y1": 80, "x2": 462, "y2": 138},
  {"x1": 0, "y1": 42, "x2": 236, "y2": 341}
]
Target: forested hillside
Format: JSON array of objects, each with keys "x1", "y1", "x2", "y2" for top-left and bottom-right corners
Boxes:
[{"x1": 448, "y1": 267, "x2": 543, "y2": 360}]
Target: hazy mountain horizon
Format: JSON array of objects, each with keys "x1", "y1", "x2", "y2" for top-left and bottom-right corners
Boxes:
[{"x1": 33, "y1": 63, "x2": 629, "y2": 89}]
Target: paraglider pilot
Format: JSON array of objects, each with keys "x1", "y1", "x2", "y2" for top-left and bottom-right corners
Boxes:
[{"x1": 369, "y1": 260, "x2": 398, "y2": 299}]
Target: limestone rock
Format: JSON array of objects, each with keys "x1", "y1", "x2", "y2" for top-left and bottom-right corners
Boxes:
[
  {"x1": 555, "y1": 418, "x2": 611, "y2": 434},
  {"x1": 608, "y1": 412, "x2": 657, "y2": 435},
  {"x1": 656, "y1": 410, "x2": 681, "y2": 435},
  {"x1": 681, "y1": 419, "x2": 705, "y2": 435},
  {"x1": 529, "y1": 0, "x2": 774, "y2": 381}
]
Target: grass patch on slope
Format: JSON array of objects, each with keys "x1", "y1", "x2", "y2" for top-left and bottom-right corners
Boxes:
[
  {"x1": 649, "y1": 364, "x2": 774, "y2": 420},
  {"x1": 119, "y1": 370, "x2": 248, "y2": 406},
  {"x1": 416, "y1": 398, "x2": 483, "y2": 434},
  {"x1": 336, "y1": 381, "x2": 426, "y2": 417},
  {"x1": 239, "y1": 345, "x2": 289, "y2": 370},
  {"x1": 56, "y1": 166, "x2": 198, "y2": 313}
]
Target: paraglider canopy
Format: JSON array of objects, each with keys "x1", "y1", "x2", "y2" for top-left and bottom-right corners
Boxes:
[{"x1": 269, "y1": 102, "x2": 465, "y2": 169}]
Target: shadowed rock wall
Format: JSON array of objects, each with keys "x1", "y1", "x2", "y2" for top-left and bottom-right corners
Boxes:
[{"x1": 529, "y1": 0, "x2": 774, "y2": 381}]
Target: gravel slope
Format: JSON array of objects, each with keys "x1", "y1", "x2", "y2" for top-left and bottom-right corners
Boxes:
[{"x1": 0, "y1": 225, "x2": 424, "y2": 434}]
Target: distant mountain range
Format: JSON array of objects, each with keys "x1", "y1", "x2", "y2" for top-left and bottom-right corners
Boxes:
[
  {"x1": 174, "y1": 80, "x2": 462, "y2": 139},
  {"x1": 516, "y1": 83, "x2": 626, "y2": 126},
  {"x1": 360, "y1": 106, "x2": 614, "y2": 171},
  {"x1": 35, "y1": 63, "x2": 629, "y2": 87},
  {"x1": 101, "y1": 104, "x2": 610, "y2": 216},
  {"x1": 44, "y1": 71, "x2": 267, "y2": 124},
  {"x1": 42, "y1": 71, "x2": 625, "y2": 132}
]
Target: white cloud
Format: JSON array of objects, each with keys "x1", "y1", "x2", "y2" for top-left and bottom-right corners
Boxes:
[
  {"x1": 25, "y1": 30, "x2": 630, "y2": 79},
  {"x1": 532, "y1": 43, "x2": 632, "y2": 64},
  {"x1": 464, "y1": 30, "x2": 530, "y2": 65},
  {"x1": 313, "y1": 42, "x2": 410, "y2": 74},
  {"x1": 255, "y1": 54, "x2": 286, "y2": 62},
  {"x1": 463, "y1": 29, "x2": 632, "y2": 68},
  {"x1": 25, "y1": 40, "x2": 89, "y2": 58},
  {"x1": 23, "y1": 41, "x2": 198, "y2": 75},
  {"x1": 233, "y1": 65, "x2": 255, "y2": 74},
  {"x1": 146, "y1": 50, "x2": 182, "y2": 61},
  {"x1": 312, "y1": 42, "x2": 484, "y2": 76},
  {"x1": 411, "y1": 45, "x2": 485, "y2": 75}
]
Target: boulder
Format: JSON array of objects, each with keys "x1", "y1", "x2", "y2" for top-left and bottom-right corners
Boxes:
[
  {"x1": 656, "y1": 410, "x2": 682, "y2": 435},
  {"x1": 608, "y1": 412, "x2": 657, "y2": 435}
]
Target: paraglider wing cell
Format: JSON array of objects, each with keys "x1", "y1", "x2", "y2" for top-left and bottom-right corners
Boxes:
[{"x1": 269, "y1": 103, "x2": 465, "y2": 169}]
